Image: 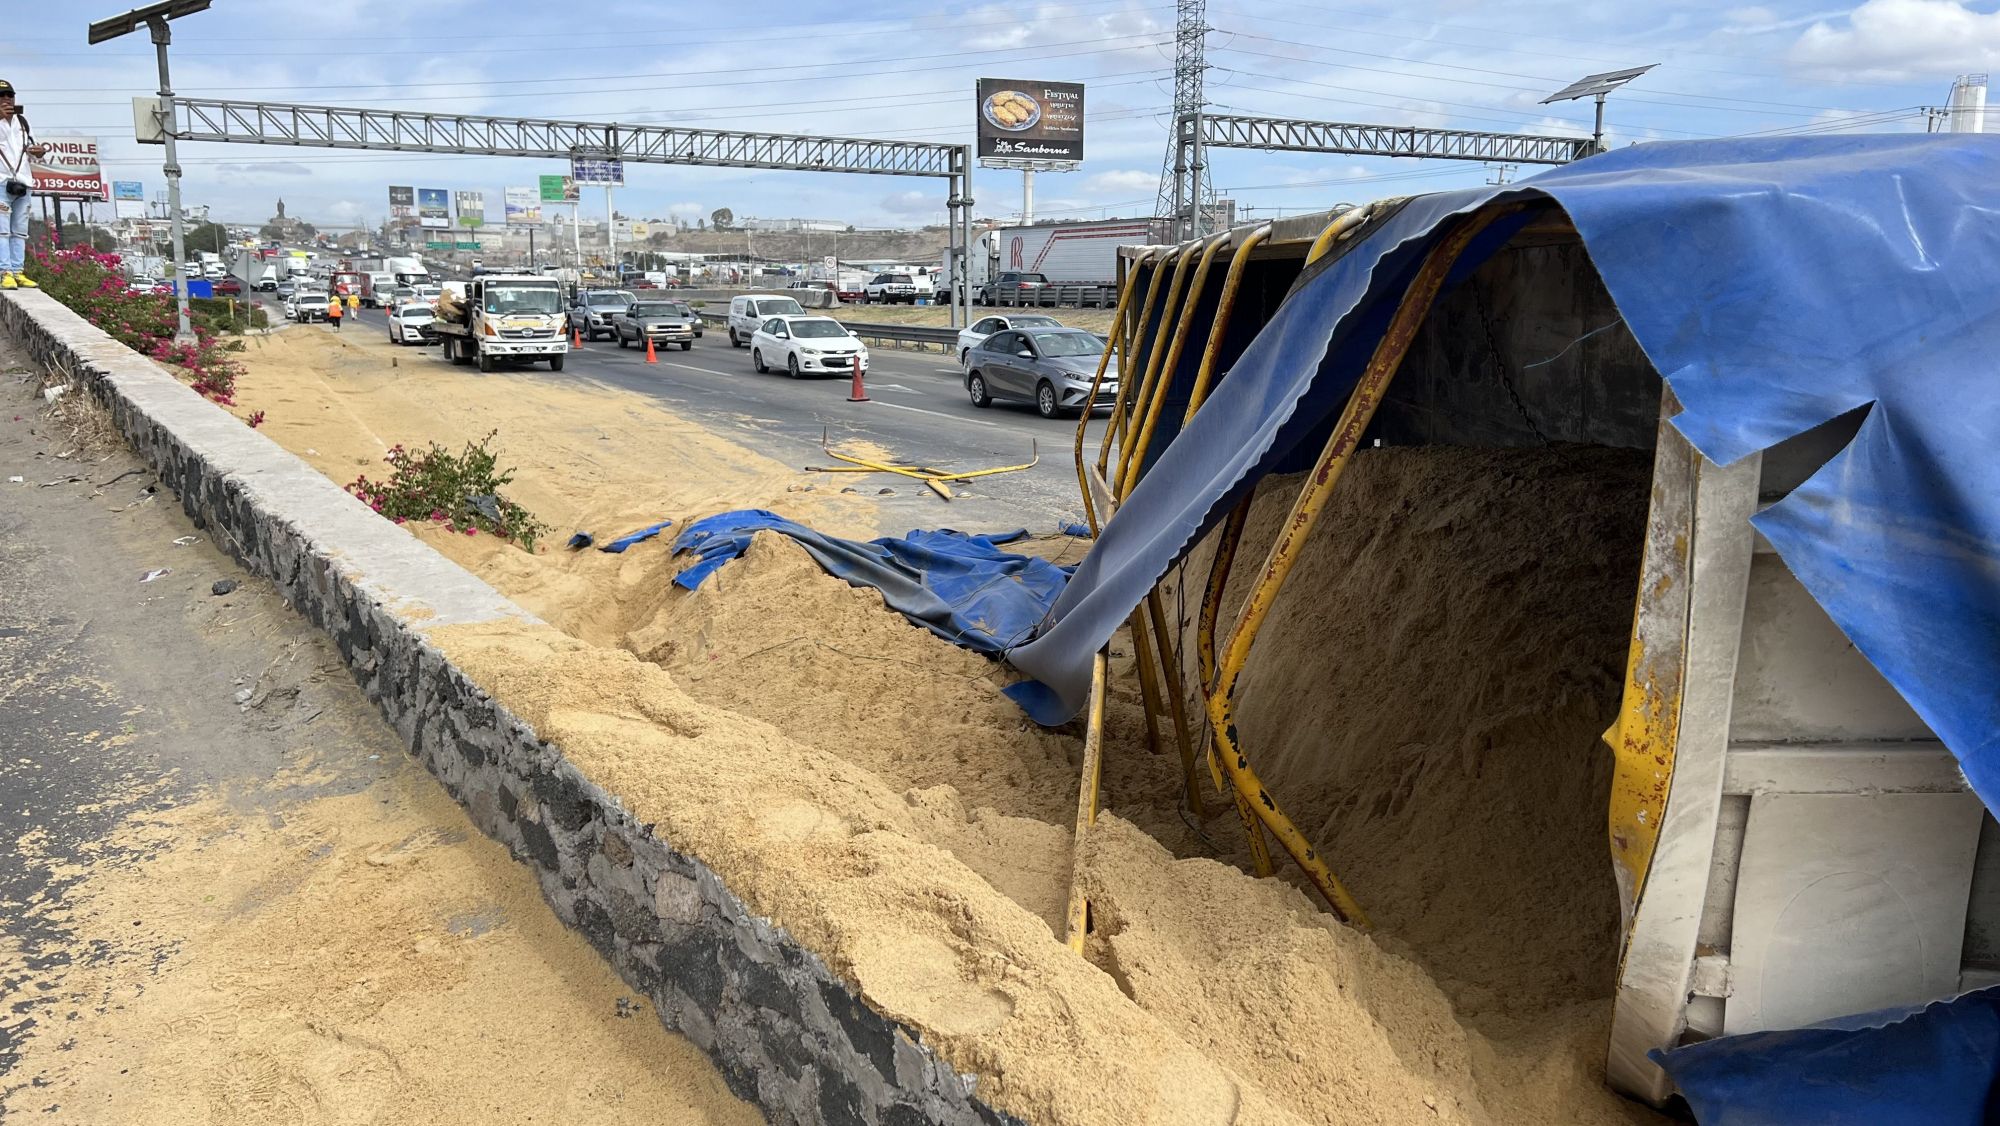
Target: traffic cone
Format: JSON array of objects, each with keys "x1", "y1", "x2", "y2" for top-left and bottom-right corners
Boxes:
[
  {"x1": 847, "y1": 355, "x2": 869, "y2": 402},
  {"x1": 572, "y1": 323, "x2": 585, "y2": 348},
  {"x1": 645, "y1": 335, "x2": 658, "y2": 364}
]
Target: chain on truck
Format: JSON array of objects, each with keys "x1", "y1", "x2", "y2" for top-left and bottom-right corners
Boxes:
[{"x1": 433, "y1": 274, "x2": 569, "y2": 373}]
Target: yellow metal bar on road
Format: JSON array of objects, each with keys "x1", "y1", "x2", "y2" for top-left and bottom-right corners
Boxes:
[{"x1": 1064, "y1": 650, "x2": 1110, "y2": 955}]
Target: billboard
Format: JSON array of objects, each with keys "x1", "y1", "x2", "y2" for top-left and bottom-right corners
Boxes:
[
  {"x1": 454, "y1": 190, "x2": 486, "y2": 229},
  {"x1": 570, "y1": 155, "x2": 624, "y2": 186},
  {"x1": 417, "y1": 187, "x2": 450, "y2": 229},
  {"x1": 112, "y1": 180, "x2": 145, "y2": 219},
  {"x1": 975, "y1": 79, "x2": 1084, "y2": 162},
  {"x1": 539, "y1": 174, "x2": 577, "y2": 204},
  {"x1": 503, "y1": 185, "x2": 541, "y2": 226},
  {"x1": 388, "y1": 185, "x2": 415, "y2": 228},
  {"x1": 32, "y1": 136, "x2": 106, "y2": 201}
]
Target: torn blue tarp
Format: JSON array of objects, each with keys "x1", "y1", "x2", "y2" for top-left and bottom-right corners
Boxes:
[
  {"x1": 599, "y1": 520, "x2": 673, "y2": 553},
  {"x1": 1652, "y1": 987, "x2": 2000, "y2": 1125},
  {"x1": 671, "y1": 509, "x2": 1072, "y2": 653},
  {"x1": 1003, "y1": 136, "x2": 2000, "y2": 817}
]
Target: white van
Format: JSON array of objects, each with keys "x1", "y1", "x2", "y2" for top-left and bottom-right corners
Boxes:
[{"x1": 727, "y1": 293, "x2": 807, "y2": 347}]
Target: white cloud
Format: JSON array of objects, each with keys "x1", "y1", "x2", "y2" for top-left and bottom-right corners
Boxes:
[
  {"x1": 1790, "y1": 0, "x2": 2000, "y2": 80},
  {"x1": 1082, "y1": 169, "x2": 1159, "y2": 194},
  {"x1": 879, "y1": 190, "x2": 937, "y2": 216}
]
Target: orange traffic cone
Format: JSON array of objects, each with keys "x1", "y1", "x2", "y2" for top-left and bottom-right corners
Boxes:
[
  {"x1": 645, "y1": 334, "x2": 658, "y2": 364},
  {"x1": 847, "y1": 354, "x2": 869, "y2": 402},
  {"x1": 572, "y1": 323, "x2": 585, "y2": 348}
]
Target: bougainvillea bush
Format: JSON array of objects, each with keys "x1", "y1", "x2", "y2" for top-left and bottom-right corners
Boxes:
[
  {"x1": 22, "y1": 238, "x2": 246, "y2": 404},
  {"x1": 347, "y1": 430, "x2": 549, "y2": 550}
]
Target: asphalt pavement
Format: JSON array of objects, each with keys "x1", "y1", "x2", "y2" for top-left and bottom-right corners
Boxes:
[{"x1": 337, "y1": 304, "x2": 1103, "y2": 533}]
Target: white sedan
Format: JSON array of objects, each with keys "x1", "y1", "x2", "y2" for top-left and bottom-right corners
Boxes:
[
  {"x1": 749, "y1": 316, "x2": 870, "y2": 379},
  {"x1": 956, "y1": 313, "x2": 1062, "y2": 365},
  {"x1": 387, "y1": 302, "x2": 436, "y2": 345}
]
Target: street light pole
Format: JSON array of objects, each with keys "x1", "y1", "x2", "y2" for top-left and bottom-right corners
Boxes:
[{"x1": 150, "y1": 16, "x2": 194, "y2": 343}]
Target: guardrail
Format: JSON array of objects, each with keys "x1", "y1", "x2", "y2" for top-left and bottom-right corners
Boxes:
[
  {"x1": 694, "y1": 311, "x2": 957, "y2": 351},
  {"x1": 944, "y1": 284, "x2": 1117, "y2": 309}
]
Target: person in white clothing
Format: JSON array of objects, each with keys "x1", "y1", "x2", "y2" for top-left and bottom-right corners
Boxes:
[{"x1": 0, "y1": 80, "x2": 48, "y2": 290}]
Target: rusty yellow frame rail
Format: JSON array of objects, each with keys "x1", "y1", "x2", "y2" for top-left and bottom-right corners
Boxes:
[
  {"x1": 1206, "y1": 208, "x2": 1508, "y2": 926},
  {"x1": 1064, "y1": 650, "x2": 1111, "y2": 954}
]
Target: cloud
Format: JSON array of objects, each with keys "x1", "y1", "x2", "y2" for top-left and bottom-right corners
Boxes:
[
  {"x1": 212, "y1": 162, "x2": 314, "y2": 177},
  {"x1": 1082, "y1": 169, "x2": 1159, "y2": 195},
  {"x1": 880, "y1": 190, "x2": 938, "y2": 217},
  {"x1": 1789, "y1": 0, "x2": 2000, "y2": 80}
]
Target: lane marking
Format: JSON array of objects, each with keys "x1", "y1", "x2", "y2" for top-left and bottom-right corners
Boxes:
[{"x1": 870, "y1": 401, "x2": 998, "y2": 427}]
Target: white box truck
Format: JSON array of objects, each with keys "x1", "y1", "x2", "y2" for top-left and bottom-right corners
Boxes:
[{"x1": 941, "y1": 218, "x2": 1166, "y2": 306}]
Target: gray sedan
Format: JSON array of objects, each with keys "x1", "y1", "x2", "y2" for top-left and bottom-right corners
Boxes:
[
  {"x1": 614, "y1": 300, "x2": 702, "y2": 351},
  {"x1": 964, "y1": 327, "x2": 1118, "y2": 418}
]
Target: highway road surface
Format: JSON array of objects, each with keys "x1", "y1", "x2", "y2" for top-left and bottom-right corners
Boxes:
[{"x1": 340, "y1": 304, "x2": 1105, "y2": 533}]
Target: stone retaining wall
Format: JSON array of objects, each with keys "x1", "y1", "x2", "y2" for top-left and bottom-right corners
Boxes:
[{"x1": 0, "y1": 291, "x2": 1017, "y2": 1126}]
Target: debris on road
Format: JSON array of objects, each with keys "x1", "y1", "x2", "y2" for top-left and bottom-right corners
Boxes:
[
  {"x1": 211, "y1": 579, "x2": 239, "y2": 596},
  {"x1": 139, "y1": 568, "x2": 169, "y2": 583}
]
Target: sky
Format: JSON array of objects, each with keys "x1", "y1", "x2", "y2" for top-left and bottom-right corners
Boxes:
[{"x1": 4, "y1": 0, "x2": 1994, "y2": 231}]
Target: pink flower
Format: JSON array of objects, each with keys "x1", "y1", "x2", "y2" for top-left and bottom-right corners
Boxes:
[{"x1": 464, "y1": 528, "x2": 477, "y2": 536}]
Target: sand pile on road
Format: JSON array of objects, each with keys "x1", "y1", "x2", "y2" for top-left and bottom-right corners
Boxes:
[
  {"x1": 437, "y1": 616, "x2": 1654, "y2": 1125},
  {"x1": 231, "y1": 326, "x2": 1664, "y2": 1123},
  {"x1": 5, "y1": 764, "x2": 759, "y2": 1125}
]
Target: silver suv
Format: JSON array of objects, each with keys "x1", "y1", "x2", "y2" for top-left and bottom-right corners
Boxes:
[{"x1": 570, "y1": 288, "x2": 635, "y2": 341}]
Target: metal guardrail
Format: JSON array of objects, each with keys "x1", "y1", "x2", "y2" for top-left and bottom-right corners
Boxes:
[
  {"x1": 693, "y1": 312, "x2": 956, "y2": 349},
  {"x1": 964, "y1": 284, "x2": 1118, "y2": 309}
]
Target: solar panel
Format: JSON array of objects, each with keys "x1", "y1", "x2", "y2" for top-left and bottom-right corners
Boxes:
[{"x1": 1541, "y1": 65, "x2": 1659, "y2": 104}]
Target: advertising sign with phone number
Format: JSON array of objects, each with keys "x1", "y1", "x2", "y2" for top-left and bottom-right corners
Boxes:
[{"x1": 31, "y1": 136, "x2": 105, "y2": 201}]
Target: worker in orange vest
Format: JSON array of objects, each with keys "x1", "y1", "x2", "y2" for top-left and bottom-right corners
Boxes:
[{"x1": 327, "y1": 293, "x2": 343, "y2": 331}]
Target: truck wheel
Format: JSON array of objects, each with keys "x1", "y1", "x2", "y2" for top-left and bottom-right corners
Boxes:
[
  {"x1": 548, "y1": 355, "x2": 565, "y2": 372},
  {"x1": 477, "y1": 350, "x2": 495, "y2": 374},
  {"x1": 617, "y1": 333, "x2": 628, "y2": 349},
  {"x1": 680, "y1": 341, "x2": 692, "y2": 351}
]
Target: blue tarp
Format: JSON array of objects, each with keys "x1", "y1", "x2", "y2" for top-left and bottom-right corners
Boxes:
[
  {"x1": 1653, "y1": 987, "x2": 2000, "y2": 1124},
  {"x1": 1003, "y1": 137, "x2": 2000, "y2": 823},
  {"x1": 670, "y1": 509, "x2": 1072, "y2": 653}
]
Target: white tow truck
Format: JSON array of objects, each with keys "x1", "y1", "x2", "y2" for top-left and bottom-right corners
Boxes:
[{"x1": 432, "y1": 274, "x2": 570, "y2": 373}]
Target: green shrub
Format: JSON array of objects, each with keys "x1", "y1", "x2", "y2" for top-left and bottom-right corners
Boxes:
[{"x1": 346, "y1": 430, "x2": 549, "y2": 550}]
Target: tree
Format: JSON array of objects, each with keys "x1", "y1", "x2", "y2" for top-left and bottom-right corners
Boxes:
[
  {"x1": 184, "y1": 221, "x2": 232, "y2": 255},
  {"x1": 57, "y1": 223, "x2": 118, "y2": 252}
]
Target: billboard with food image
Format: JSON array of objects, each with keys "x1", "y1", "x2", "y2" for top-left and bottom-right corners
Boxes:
[{"x1": 976, "y1": 78, "x2": 1084, "y2": 162}]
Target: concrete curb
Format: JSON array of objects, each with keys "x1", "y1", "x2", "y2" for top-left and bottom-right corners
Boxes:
[{"x1": 0, "y1": 291, "x2": 1019, "y2": 1126}]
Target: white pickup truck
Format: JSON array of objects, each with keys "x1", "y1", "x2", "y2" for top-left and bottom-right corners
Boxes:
[{"x1": 433, "y1": 274, "x2": 570, "y2": 372}]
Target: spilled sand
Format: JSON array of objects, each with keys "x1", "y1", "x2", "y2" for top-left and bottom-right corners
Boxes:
[
  {"x1": 229, "y1": 324, "x2": 1664, "y2": 1125},
  {"x1": 3, "y1": 756, "x2": 760, "y2": 1125}
]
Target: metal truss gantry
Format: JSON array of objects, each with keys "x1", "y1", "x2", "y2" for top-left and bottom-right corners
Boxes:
[
  {"x1": 144, "y1": 97, "x2": 977, "y2": 323},
  {"x1": 1166, "y1": 113, "x2": 1594, "y2": 238}
]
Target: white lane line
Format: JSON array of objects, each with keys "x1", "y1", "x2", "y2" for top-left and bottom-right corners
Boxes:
[
  {"x1": 870, "y1": 401, "x2": 998, "y2": 427},
  {"x1": 660, "y1": 360, "x2": 745, "y2": 379}
]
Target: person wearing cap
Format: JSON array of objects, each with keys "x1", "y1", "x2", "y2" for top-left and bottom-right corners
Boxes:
[
  {"x1": 326, "y1": 293, "x2": 343, "y2": 330},
  {"x1": 0, "y1": 80, "x2": 49, "y2": 290}
]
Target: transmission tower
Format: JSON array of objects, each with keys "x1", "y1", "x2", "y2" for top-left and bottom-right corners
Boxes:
[{"x1": 1154, "y1": 0, "x2": 1210, "y2": 238}]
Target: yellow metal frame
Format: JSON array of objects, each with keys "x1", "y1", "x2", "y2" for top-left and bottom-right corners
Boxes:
[
  {"x1": 1117, "y1": 231, "x2": 1233, "y2": 501},
  {"x1": 1064, "y1": 650, "x2": 1111, "y2": 953},
  {"x1": 1204, "y1": 209, "x2": 1509, "y2": 926}
]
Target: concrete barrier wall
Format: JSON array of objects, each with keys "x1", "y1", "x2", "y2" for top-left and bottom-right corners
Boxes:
[{"x1": 0, "y1": 291, "x2": 1018, "y2": 1126}]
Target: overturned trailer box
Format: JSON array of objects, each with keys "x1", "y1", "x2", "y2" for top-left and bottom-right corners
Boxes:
[{"x1": 1005, "y1": 135, "x2": 2000, "y2": 1114}]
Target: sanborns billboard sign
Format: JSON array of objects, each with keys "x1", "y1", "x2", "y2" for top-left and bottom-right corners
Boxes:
[
  {"x1": 976, "y1": 79, "x2": 1084, "y2": 163},
  {"x1": 32, "y1": 136, "x2": 105, "y2": 200}
]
